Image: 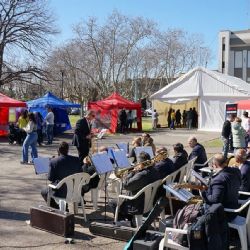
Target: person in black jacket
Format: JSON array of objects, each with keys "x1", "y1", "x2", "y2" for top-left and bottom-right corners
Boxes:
[
  {"x1": 41, "y1": 141, "x2": 82, "y2": 208},
  {"x1": 188, "y1": 136, "x2": 207, "y2": 171},
  {"x1": 235, "y1": 148, "x2": 250, "y2": 192},
  {"x1": 72, "y1": 110, "x2": 95, "y2": 164},
  {"x1": 221, "y1": 114, "x2": 235, "y2": 158},
  {"x1": 201, "y1": 153, "x2": 241, "y2": 217}
]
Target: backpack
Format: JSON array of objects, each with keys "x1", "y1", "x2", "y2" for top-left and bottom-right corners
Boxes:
[{"x1": 172, "y1": 203, "x2": 203, "y2": 247}]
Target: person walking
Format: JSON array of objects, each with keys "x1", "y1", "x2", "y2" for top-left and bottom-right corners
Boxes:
[
  {"x1": 231, "y1": 117, "x2": 247, "y2": 150},
  {"x1": 170, "y1": 109, "x2": 176, "y2": 130},
  {"x1": 21, "y1": 112, "x2": 38, "y2": 164},
  {"x1": 152, "y1": 109, "x2": 159, "y2": 130},
  {"x1": 44, "y1": 107, "x2": 54, "y2": 145},
  {"x1": 175, "y1": 109, "x2": 181, "y2": 128},
  {"x1": 186, "y1": 108, "x2": 193, "y2": 130}
]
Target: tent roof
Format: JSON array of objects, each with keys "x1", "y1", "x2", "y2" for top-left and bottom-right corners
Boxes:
[
  {"x1": 0, "y1": 93, "x2": 26, "y2": 107},
  {"x1": 88, "y1": 92, "x2": 141, "y2": 109},
  {"x1": 150, "y1": 67, "x2": 250, "y2": 103},
  {"x1": 26, "y1": 92, "x2": 80, "y2": 108}
]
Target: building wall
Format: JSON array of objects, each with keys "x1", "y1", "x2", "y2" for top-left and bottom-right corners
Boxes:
[{"x1": 218, "y1": 29, "x2": 250, "y2": 83}]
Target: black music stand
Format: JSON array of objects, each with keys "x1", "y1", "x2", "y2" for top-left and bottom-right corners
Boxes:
[{"x1": 90, "y1": 152, "x2": 113, "y2": 221}]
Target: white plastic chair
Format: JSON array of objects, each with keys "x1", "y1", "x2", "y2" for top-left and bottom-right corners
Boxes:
[
  {"x1": 114, "y1": 179, "x2": 162, "y2": 227},
  {"x1": 159, "y1": 227, "x2": 189, "y2": 250},
  {"x1": 193, "y1": 156, "x2": 213, "y2": 170},
  {"x1": 91, "y1": 174, "x2": 107, "y2": 210},
  {"x1": 224, "y1": 198, "x2": 250, "y2": 250},
  {"x1": 47, "y1": 172, "x2": 91, "y2": 222}
]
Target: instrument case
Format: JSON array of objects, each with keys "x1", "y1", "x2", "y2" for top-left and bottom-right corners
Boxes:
[
  {"x1": 30, "y1": 205, "x2": 74, "y2": 237},
  {"x1": 89, "y1": 222, "x2": 137, "y2": 241}
]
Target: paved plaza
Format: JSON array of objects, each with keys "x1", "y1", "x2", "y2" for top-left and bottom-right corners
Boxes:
[{"x1": 0, "y1": 128, "x2": 220, "y2": 249}]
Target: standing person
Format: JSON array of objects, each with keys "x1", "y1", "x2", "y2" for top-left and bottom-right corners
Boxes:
[
  {"x1": 170, "y1": 109, "x2": 176, "y2": 130},
  {"x1": 241, "y1": 111, "x2": 250, "y2": 146},
  {"x1": 17, "y1": 109, "x2": 28, "y2": 143},
  {"x1": 221, "y1": 114, "x2": 235, "y2": 158},
  {"x1": 186, "y1": 108, "x2": 193, "y2": 130},
  {"x1": 72, "y1": 110, "x2": 95, "y2": 164},
  {"x1": 175, "y1": 109, "x2": 181, "y2": 128},
  {"x1": 118, "y1": 108, "x2": 127, "y2": 134},
  {"x1": 127, "y1": 110, "x2": 134, "y2": 131},
  {"x1": 152, "y1": 109, "x2": 159, "y2": 130},
  {"x1": 44, "y1": 107, "x2": 54, "y2": 145},
  {"x1": 192, "y1": 107, "x2": 198, "y2": 128},
  {"x1": 21, "y1": 112, "x2": 38, "y2": 164},
  {"x1": 35, "y1": 112, "x2": 44, "y2": 146},
  {"x1": 231, "y1": 117, "x2": 247, "y2": 150},
  {"x1": 167, "y1": 108, "x2": 172, "y2": 128},
  {"x1": 182, "y1": 110, "x2": 187, "y2": 128}
]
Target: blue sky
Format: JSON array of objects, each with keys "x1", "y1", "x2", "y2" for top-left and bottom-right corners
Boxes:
[{"x1": 49, "y1": 0, "x2": 250, "y2": 69}]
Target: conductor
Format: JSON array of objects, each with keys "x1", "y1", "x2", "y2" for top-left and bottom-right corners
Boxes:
[{"x1": 72, "y1": 110, "x2": 95, "y2": 164}]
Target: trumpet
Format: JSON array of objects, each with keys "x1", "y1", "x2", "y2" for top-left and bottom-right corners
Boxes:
[{"x1": 114, "y1": 150, "x2": 169, "y2": 179}]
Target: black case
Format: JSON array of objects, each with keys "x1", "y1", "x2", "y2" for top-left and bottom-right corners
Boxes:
[
  {"x1": 30, "y1": 205, "x2": 74, "y2": 237},
  {"x1": 89, "y1": 222, "x2": 137, "y2": 241}
]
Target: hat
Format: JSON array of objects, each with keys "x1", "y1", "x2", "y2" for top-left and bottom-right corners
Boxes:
[{"x1": 243, "y1": 111, "x2": 248, "y2": 116}]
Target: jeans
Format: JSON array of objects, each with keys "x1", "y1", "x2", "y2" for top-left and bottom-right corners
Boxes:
[
  {"x1": 222, "y1": 137, "x2": 229, "y2": 158},
  {"x1": 187, "y1": 119, "x2": 192, "y2": 129},
  {"x1": 22, "y1": 132, "x2": 38, "y2": 162},
  {"x1": 46, "y1": 124, "x2": 54, "y2": 144}
]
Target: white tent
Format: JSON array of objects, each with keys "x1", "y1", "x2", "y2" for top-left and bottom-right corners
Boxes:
[{"x1": 150, "y1": 67, "x2": 250, "y2": 131}]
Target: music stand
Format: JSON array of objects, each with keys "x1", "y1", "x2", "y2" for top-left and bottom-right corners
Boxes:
[
  {"x1": 33, "y1": 157, "x2": 50, "y2": 175},
  {"x1": 116, "y1": 142, "x2": 129, "y2": 155},
  {"x1": 134, "y1": 146, "x2": 154, "y2": 159},
  {"x1": 111, "y1": 149, "x2": 131, "y2": 169},
  {"x1": 90, "y1": 152, "x2": 113, "y2": 221},
  {"x1": 94, "y1": 129, "x2": 108, "y2": 151}
]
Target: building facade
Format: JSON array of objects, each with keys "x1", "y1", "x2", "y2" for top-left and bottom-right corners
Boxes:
[{"x1": 218, "y1": 29, "x2": 250, "y2": 82}]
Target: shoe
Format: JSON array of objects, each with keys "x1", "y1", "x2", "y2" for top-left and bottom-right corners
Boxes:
[
  {"x1": 29, "y1": 161, "x2": 34, "y2": 164},
  {"x1": 20, "y1": 161, "x2": 28, "y2": 165}
]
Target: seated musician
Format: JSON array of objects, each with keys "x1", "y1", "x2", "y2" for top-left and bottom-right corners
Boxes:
[
  {"x1": 113, "y1": 151, "x2": 157, "y2": 225},
  {"x1": 188, "y1": 136, "x2": 208, "y2": 171},
  {"x1": 234, "y1": 149, "x2": 250, "y2": 192},
  {"x1": 172, "y1": 143, "x2": 188, "y2": 171},
  {"x1": 41, "y1": 141, "x2": 82, "y2": 208},
  {"x1": 141, "y1": 133, "x2": 151, "y2": 146},
  {"x1": 144, "y1": 137, "x2": 156, "y2": 155},
  {"x1": 154, "y1": 147, "x2": 174, "y2": 179},
  {"x1": 201, "y1": 153, "x2": 241, "y2": 220},
  {"x1": 129, "y1": 137, "x2": 142, "y2": 163}
]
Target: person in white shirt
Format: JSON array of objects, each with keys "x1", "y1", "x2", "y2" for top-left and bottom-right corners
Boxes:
[
  {"x1": 45, "y1": 107, "x2": 54, "y2": 145},
  {"x1": 152, "y1": 109, "x2": 159, "y2": 129},
  {"x1": 21, "y1": 112, "x2": 38, "y2": 164}
]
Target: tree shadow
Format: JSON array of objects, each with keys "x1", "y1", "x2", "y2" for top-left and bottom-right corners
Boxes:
[{"x1": 0, "y1": 210, "x2": 30, "y2": 221}]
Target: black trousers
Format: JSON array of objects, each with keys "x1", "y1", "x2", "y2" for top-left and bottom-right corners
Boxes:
[{"x1": 76, "y1": 144, "x2": 90, "y2": 165}]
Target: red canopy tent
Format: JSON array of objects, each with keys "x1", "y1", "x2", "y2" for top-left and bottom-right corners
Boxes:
[
  {"x1": 237, "y1": 99, "x2": 250, "y2": 110},
  {"x1": 88, "y1": 93, "x2": 142, "y2": 133},
  {"x1": 0, "y1": 93, "x2": 26, "y2": 136}
]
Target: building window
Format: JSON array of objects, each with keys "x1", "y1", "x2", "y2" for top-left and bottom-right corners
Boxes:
[
  {"x1": 222, "y1": 61, "x2": 225, "y2": 69},
  {"x1": 235, "y1": 51, "x2": 243, "y2": 68}
]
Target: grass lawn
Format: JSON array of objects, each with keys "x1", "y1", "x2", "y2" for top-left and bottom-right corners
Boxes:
[
  {"x1": 202, "y1": 138, "x2": 223, "y2": 148},
  {"x1": 69, "y1": 115, "x2": 152, "y2": 132}
]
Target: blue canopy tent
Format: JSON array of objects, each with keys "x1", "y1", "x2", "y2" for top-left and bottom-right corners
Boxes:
[{"x1": 27, "y1": 92, "x2": 80, "y2": 134}]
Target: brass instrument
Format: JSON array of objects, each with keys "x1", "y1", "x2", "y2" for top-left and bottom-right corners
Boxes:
[{"x1": 114, "y1": 150, "x2": 169, "y2": 179}]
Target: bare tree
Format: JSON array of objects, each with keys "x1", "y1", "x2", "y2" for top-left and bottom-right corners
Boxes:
[{"x1": 0, "y1": 0, "x2": 58, "y2": 87}]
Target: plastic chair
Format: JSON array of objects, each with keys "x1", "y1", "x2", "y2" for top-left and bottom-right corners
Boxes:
[
  {"x1": 47, "y1": 172, "x2": 91, "y2": 222},
  {"x1": 159, "y1": 227, "x2": 189, "y2": 250},
  {"x1": 114, "y1": 179, "x2": 162, "y2": 228},
  {"x1": 224, "y1": 197, "x2": 250, "y2": 250},
  {"x1": 91, "y1": 174, "x2": 107, "y2": 210}
]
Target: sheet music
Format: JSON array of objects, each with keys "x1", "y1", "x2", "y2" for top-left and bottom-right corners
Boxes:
[
  {"x1": 33, "y1": 157, "x2": 50, "y2": 175},
  {"x1": 91, "y1": 152, "x2": 113, "y2": 174},
  {"x1": 163, "y1": 184, "x2": 194, "y2": 203},
  {"x1": 191, "y1": 170, "x2": 208, "y2": 186},
  {"x1": 134, "y1": 146, "x2": 154, "y2": 159},
  {"x1": 116, "y1": 142, "x2": 129, "y2": 154},
  {"x1": 112, "y1": 149, "x2": 131, "y2": 169}
]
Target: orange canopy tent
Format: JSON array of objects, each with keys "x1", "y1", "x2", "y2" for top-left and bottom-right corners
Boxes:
[
  {"x1": 88, "y1": 93, "x2": 142, "y2": 133},
  {"x1": 0, "y1": 93, "x2": 26, "y2": 136},
  {"x1": 237, "y1": 99, "x2": 250, "y2": 110}
]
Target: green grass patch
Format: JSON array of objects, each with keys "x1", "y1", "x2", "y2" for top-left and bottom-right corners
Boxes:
[
  {"x1": 202, "y1": 138, "x2": 223, "y2": 148},
  {"x1": 69, "y1": 115, "x2": 80, "y2": 126}
]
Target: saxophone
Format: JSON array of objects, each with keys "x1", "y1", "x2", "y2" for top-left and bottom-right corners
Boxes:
[{"x1": 114, "y1": 150, "x2": 169, "y2": 179}]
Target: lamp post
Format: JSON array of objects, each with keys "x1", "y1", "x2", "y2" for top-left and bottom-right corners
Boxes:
[{"x1": 60, "y1": 70, "x2": 64, "y2": 99}]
